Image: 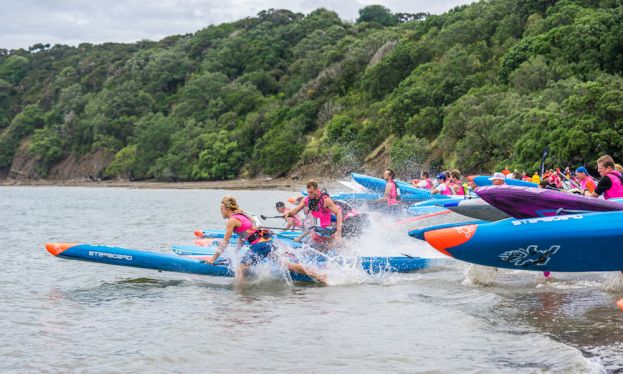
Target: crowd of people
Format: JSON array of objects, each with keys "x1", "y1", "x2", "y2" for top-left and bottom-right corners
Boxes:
[{"x1": 406, "y1": 154, "x2": 623, "y2": 200}]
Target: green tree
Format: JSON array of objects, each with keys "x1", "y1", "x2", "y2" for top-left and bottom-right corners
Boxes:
[
  {"x1": 192, "y1": 130, "x2": 244, "y2": 180},
  {"x1": 29, "y1": 127, "x2": 63, "y2": 177},
  {"x1": 0, "y1": 104, "x2": 44, "y2": 168},
  {"x1": 390, "y1": 135, "x2": 430, "y2": 177},
  {"x1": 106, "y1": 145, "x2": 138, "y2": 180},
  {"x1": 356, "y1": 5, "x2": 397, "y2": 27}
]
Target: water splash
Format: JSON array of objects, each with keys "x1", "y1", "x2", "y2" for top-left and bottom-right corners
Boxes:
[
  {"x1": 601, "y1": 272, "x2": 623, "y2": 291},
  {"x1": 462, "y1": 264, "x2": 499, "y2": 287}
]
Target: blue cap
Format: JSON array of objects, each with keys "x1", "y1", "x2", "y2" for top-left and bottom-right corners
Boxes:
[
  {"x1": 575, "y1": 166, "x2": 588, "y2": 174},
  {"x1": 436, "y1": 173, "x2": 447, "y2": 180}
]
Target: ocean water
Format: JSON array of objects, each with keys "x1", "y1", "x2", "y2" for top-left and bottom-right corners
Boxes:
[{"x1": 1, "y1": 186, "x2": 621, "y2": 373}]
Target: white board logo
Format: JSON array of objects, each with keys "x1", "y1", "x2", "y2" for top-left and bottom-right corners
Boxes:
[
  {"x1": 88, "y1": 251, "x2": 133, "y2": 261},
  {"x1": 499, "y1": 245, "x2": 559, "y2": 267},
  {"x1": 511, "y1": 215, "x2": 583, "y2": 226},
  {"x1": 455, "y1": 225, "x2": 475, "y2": 239}
]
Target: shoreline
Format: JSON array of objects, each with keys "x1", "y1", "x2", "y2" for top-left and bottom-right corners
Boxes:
[{"x1": 0, "y1": 177, "x2": 340, "y2": 190}]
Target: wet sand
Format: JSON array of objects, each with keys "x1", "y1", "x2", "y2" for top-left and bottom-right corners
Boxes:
[{"x1": 0, "y1": 177, "x2": 340, "y2": 190}]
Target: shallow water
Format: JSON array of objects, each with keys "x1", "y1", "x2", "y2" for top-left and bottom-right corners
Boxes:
[{"x1": 1, "y1": 186, "x2": 621, "y2": 373}]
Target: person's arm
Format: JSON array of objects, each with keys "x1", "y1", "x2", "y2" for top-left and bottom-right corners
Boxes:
[
  {"x1": 285, "y1": 215, "x2": 295, "y2": 230},
  {"x1": 589, "y1": 176, "x2": 611, "y2": 197},
  {"x1": 206, "y1": 218, "x2": 238, "y2": 264},
  {"x1": 294, "y1": 227, "x2": 312, "y2": 242},
  {"x1": 285, "y1": 200, "x2": 306, "y2": 217},
  {"x1": 379, "y1": 182, "x2": 391, "y2": 201},
  {"x1": 324, "y1": 198, "x2": 342, "y2": 239}
]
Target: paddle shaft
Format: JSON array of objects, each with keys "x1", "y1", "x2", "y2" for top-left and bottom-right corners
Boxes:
[{"x1": 260, "y1": 215, "x2": 284, "y2": 220}]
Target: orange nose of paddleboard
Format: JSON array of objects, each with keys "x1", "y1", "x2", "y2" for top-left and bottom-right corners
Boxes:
[
  {"x1": 194, "y1": 230, "x2": 204, "y2": 238},
  {"x1": 45, "y1": 243, "x2": 77, "y2": 256},
  {"x1": 617, "y1": 298, "x2": 623, "y2": 312},
  {"x1": 424, "y1": 225, "x2": 477, "y2": 257}
]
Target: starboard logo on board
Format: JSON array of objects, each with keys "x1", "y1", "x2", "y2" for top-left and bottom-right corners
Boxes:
[
  {"x1": 498, "y1": 245, "x2": 560, "y2": 267},
  {"x1": 511, "y1": 215, "x2": 584, "y2": 226},
  {"x1": 88, "y1": 251, "x2": 133, "y2": 261}
]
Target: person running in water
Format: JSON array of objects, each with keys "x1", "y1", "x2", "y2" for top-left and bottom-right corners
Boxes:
[
  {"x1": 587, "y1": 155, "x2": 623, "y2": 199},
  {"x1": 285, "y1": 180, "x2": 343, "y2": 249},
  {"x1": 206, "y1": 195, "x2": 326, "y2": 284}
]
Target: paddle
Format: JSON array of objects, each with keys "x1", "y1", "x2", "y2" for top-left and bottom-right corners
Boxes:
[
  {"x1": 556, "y1": 170, "x2": 581, "y2": 190},
  {"x1": 391, "y1": 210, "x2": 452, "y2": 226},
  {"x1": 260, "y1": 214, "x2": 283, "y2": 220},
  {"x1": 260, "y1": 226, "x2": 305, "y2": 231}
]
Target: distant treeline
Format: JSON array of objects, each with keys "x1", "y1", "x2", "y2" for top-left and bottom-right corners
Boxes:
[{"x1": 1, "y1": 1, "x2": 623, "y2": 180}]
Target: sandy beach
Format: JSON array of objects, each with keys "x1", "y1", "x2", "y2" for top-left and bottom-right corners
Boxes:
[{"x1": 0, "y1": 177, "x2": 341, "y2": 190}]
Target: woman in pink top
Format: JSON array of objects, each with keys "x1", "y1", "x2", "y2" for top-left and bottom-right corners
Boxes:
[
  {"x1": 207, "y1": 195, "x2": 327, "y2": 284},
  {"x1": 382, "y1": 168, "x2": 401, "y2": 214}
]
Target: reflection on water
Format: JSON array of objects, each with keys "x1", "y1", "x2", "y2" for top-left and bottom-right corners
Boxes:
[{"x1": 0, "y1": 186, "x2": 620, "y2": 372}]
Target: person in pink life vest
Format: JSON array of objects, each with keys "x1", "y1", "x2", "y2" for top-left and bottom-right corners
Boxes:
[
  {"x1": 412, "y1": 171, "x2": 434, "y2": 189},
  {"x1": 207, "y1": 195, "x2": 327, "y2": 284},
  {"x1": 431, "y1": 173, "x2": 454, "y2": 195},
  {"x1": 448, "y1": 169, "x2": 466, "y2": 196},
  {"x1": 575, "y1": 166, "x2": 596, "y2": 194},
  {"x1": 205, "y1": 195, "x2": 274, "y2": 283},
  {"x1": 275, "y1": 201, "x2": 303, "y2": 230},
  {"x1": 587, "y1": 155, "x2": 623, "y2": 199},
  {"x1": 381, "y1": 168, "x2": 401, "y2": 214},
  {"x1": 285, "y1": 180, "x2": 343, "y2": 246}
]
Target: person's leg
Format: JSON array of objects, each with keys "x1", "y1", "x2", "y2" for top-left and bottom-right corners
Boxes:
[
  {"x1": 285, "y1": 261, "x2": 327, "y2": 285},
  {"x1": 236, "y1": 263, "x2": 250, "y2": 283}
]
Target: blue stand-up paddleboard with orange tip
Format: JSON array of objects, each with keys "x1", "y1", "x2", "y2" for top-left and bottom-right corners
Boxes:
[
  {"x1": 45, "y1": 243, "x2": 450, "y2": 282},
  {"x1": 170, "y1": 244, "x2": 448, "y2": 273},
  {"x1": 423, "y1": 211, "x2": 623, "y2": 272}
]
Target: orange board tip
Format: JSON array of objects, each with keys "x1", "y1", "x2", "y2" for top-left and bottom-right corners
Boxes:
[
  {"x1": 45, "y1": 243, "x2": 77, "y2": 256},
  {"x1": 423, "y1": 224, "x2": 477, "y2": 257},
  {"x1": 194, "y1": 238, "x2": 216, "y2": 247},
  {"x1": 617, "y1": 298, "x2": 623, "y2": 312},
  {"x1": 194, "y1": 230, "x2": 204, "y2": 238}
]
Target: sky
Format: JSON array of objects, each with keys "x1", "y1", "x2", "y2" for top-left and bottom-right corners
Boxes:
[{"x1": 0, "y1": 0, "x2": 475, "y2": 50}]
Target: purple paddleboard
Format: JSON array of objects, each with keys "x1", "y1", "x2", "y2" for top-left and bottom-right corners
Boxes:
[{"x1": 474, "y1": 185, "x2": 623, "y2": 218}]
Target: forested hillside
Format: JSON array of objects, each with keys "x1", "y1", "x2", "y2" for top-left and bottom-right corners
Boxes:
[{"x1": 1, "y1": 0, "x2": 622, "y2": 181}]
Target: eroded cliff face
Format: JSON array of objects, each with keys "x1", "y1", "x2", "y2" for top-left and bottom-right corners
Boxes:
[
  {"x1": 46, "y1": 149, "x2": 114, "y2": 180},
  {"x1": 5, "y1": 137, "x2": 114, "y2": 181}
]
